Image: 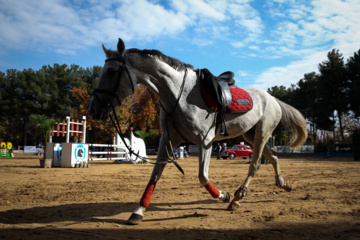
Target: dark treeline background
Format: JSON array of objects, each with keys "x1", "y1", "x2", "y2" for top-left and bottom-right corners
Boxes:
[
  {"x1": 268, "y1": 49, "x2": 360, "y2": 151},
  {"x1": 1, "y1": 64, "x2": 100, "y2": 146},
  {"x1": 1, "y1": 48, "x2": 360, "y2": 151}
]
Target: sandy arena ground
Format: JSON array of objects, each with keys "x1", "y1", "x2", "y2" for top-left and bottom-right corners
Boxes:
[{"x1": 0, "y1": 154, "x2": 360, "y2": 240}]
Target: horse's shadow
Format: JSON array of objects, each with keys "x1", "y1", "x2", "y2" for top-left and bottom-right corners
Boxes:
[{"x1": 0, "y1": 199, "x2": 228, "y2": 225}]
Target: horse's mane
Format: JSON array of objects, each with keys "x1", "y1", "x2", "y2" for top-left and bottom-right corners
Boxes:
[{"x1": 126, "y1": 48, "x2": 194, "y2": 71}]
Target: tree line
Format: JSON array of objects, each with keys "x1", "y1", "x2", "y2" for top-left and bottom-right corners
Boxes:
[
  {"x1": 268, "y1": 49, "x2": 360, "y2": 149},
  {"x1": 1, "y1": 48, "x2": 359, "y2": 150},
  {"x1": 0, "y1": 64, "x2": 160, "y2": 147}
]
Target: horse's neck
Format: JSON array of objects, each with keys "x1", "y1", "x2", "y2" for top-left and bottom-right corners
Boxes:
[{"x1": 130, "y1": 56, "x2": 192, "y2": 111}]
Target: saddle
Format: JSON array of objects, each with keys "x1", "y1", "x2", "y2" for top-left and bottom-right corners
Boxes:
[{"x1": 199, "y1": 68, "x2": 236, "y2": 136}]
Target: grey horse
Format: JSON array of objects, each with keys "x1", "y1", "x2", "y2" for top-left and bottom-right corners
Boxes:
[{"x1": 88, "y1": 38, "x2": 307, "y2": 225}]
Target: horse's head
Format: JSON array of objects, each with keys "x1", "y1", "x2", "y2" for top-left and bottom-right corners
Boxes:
[{"x1": 88, "y1": 38, "x2": 135, "y2": 120}]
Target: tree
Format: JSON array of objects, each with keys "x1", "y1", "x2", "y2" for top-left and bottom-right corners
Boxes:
[
  {"x1": 291, "y1": 73, "x2": 317, "y2": 145},
  {"x1": 42, "y1": 64, "x2": 86, "y2": 119},
  {"x1": 0, "y1": 65, "x2": 90, "y2": 145},
  {"x1": 71, "y1": 85, "x2": 133, "y2": 143},
  {"x1": 128, "y1": 84, "x2": 160, "y2": 131},
  {"x1": 1, "y1": 68, "x2": 43, "y2": 145},
  {"x1": 30, "y1": 114, "x2": 54, "y2": 159},
  {"x1": 135, "y1": 130, "x2": 160, "y2": 145},
  {"x1": 291, "y1": 73, "x2": 318, "y2": 117},
  {"x1": 317, "y1": 49, "x2": 348, "y2": 142},
  {"x1": 267, "y1": 85, "x2": 292, "y2": 103},
  {"x1": 347, "y1": 49, "x2": 360, "y2": 117}
]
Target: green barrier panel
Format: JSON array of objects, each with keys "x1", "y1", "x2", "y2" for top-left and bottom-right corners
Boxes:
[{"x1": 0, "y1": 142, "x2": 13, "y2": 157}]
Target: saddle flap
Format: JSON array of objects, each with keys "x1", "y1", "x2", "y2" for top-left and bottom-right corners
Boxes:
[
  {"x1": 218, "y1": 81, "x2": 232, "y2": 107},
  {"x1": 201, "y1": 68, "x2": 234, "y2": 108},
  {"x1": 202, "y1": 68, "x2": 221, "y2": 105}
]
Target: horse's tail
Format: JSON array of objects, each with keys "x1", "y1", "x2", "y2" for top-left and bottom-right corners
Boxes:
[{"x1": 276, "y1": 98, "x2": 308, "y2": 150}]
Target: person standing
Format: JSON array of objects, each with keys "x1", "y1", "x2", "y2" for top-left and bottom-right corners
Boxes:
[{"x1": 214, "y1": 143, "x2": 222, "y2": 159}]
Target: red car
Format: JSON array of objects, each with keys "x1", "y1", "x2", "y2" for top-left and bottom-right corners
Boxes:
[{"x1": 221, "y1": 144, "x2": 253, "y2": 160}]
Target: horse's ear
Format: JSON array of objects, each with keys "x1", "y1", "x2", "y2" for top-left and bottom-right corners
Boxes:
[
  {"x1": 117, "y1": 38, "x2": 125, "y2": 56},
  {"x1": 102, "y1": 44, "x2": 111, "y2": 58}
]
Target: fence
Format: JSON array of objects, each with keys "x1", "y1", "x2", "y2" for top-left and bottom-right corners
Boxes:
[
  {"x1": 274, "y1": 145, "x2": 314, "y2": 154},
  {"x1": 88, "y1": 143, "x2": 128, "y2": 161},
  {"x1": 51, "y1": 116, "x2": 86, "y2": 143}
]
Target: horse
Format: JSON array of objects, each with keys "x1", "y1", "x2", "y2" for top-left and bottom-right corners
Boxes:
[{"x1": 88, "y1": 38, "x2": 308, "y2": 225}]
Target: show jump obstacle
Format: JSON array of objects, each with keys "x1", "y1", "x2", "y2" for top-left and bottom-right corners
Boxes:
[
  {"x1": 0, "y1": 142, "x2": 13, "y2": 157},
  {"x1": 46, "y1": 116, "x2": 146, "y2": 167},
  {"x1": 50, "y1": 116, "x2": 86, "y2": 144}
]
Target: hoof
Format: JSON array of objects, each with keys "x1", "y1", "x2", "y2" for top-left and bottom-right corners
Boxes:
[
  {"x1": 127, "y1": 213, "x2": 143, "y2": 225},
  {"x1": 283, "y1": 183, "x2": 292, "y2": 192},
  {"x1": 222, "y1": 191, "x2": 230, "y2": 203},
  {"x1": 227, "y1": 200, "x2": 240, "y2": 211}
]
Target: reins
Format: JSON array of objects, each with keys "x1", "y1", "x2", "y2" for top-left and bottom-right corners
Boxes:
[
  {"x1": 160, "y1": 68, "x2": 188, "y2": 115},
  {"x1": 92, "y1": 56, "x2": 187, "y2": 174}
]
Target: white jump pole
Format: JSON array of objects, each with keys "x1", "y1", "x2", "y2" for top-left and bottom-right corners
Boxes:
[
  {"x1": 66, "y1": 116, "x2": 70, "y2": 143},
  {"x1": 82, "y1": 116, "x2": 86, "y2": 143}
]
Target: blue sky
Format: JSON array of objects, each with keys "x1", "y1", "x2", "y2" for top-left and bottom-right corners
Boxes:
[{"x1": 0, "y1": 0, "x2": 359, "y2": 90}]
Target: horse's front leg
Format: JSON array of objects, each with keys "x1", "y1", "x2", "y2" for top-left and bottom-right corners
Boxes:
[
  {"x1": 227, "y1": 147, "x2": 262, "y2": 211},
  {"x1": 199, "y1": 145, "x2": 230, "y2": 203},
  {"x1": 127, "y1": 135, "x2": 179, "y2": 225},
  {"x1": 127, "y1": 160, "x2": 166, "y2": 225}
]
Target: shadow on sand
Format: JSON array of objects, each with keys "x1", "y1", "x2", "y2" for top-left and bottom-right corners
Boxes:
[{"x1": 1, "y1": 201, "x2": 359, "y2": 240}]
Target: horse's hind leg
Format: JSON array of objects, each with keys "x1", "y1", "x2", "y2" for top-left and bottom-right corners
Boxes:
[
  {"x1": 242, "y1": 130, "x2": 291, "y2": 191},
  {"x1": 227, "y1": 130, "x2": 291, "y2": 211},
  {"x1": 227, "y1": 126, "x2": 271, "y2": 211},
  {"x1": 262, "y1": 145, "x2": 292, "y2": 192}
]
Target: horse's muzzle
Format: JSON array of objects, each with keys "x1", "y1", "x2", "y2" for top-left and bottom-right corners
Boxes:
[{"x1": 88, "y1": 96, "x2": 110, "y2": 120}]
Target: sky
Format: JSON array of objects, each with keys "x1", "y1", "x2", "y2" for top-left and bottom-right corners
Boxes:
[{"x1": 0, "y1": 0, "x2": 360, "y2": 90}]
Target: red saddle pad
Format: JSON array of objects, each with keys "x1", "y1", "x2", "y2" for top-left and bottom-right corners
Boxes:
[
  {"x1": 226, "y1": 87, "x2": 253, "y2": 113},
  {"x1": 201, "y1": 82, "x2": 253, "y2": 113}
]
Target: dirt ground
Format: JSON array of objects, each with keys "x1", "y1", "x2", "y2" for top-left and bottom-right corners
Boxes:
[{"x1": 0, "y1": 154, "x2": 360, "y2": 240}]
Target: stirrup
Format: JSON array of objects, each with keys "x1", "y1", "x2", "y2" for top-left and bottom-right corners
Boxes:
[{"x1": 220, "y1": 119, "x2": 229, "y2": 136}]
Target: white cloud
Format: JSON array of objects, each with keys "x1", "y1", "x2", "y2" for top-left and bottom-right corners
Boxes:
[
  {"x1": 191, "y1": 38, "x2": 213, "y2": 47},
  {"x1": 237, "y1": 70, "x2": 250, "y2": 77},
  {"x1": 250, "y1": 51, "x2": 325, "y2": 90},
  {"x1": 245, "y1": 0, "x2": 360, "y2": 90},
  {"x1": 288, "y1": 6, "x2": 308, "y2": 20},
  {"x1": 55, "y1": 48, "x2": 77, "y2": 55},
  {"x1": 117, "y1": 0, "x2": 191, "y2": 41},
  {"x1": 311, "y1": 0, "x2": 360, "y2": 58},
  {"x1": 227, "y1": 0, "x2": 264, "y2": 47},
  {"x1": 228, "y1": 1, "x2": 263, "y2": 35},
  {"x1": 0, "y1": 0, "x2": 193, "y2": 52},
  {"x1": 264, "y1": 0, "x2": 360, "y2": 55},
  {"x1": 171, "y1": 0, "x2": 226, "y2": 21},
  {"x1": 0, "y1": 0, "x2": 83, "y2": 48},
  {"x1": 1, "y1": 0, "x2": 359, "y2": 87},
  {"x1": 231, "y1": 41, "x2": 245, "y2": 48}
]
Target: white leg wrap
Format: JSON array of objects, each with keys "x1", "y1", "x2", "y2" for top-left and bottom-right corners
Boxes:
[
  {"x1": 133, "y1": 205, "x2": 146, "y2": 216},
  {"x1": 218, "y1": 191, "x2": 225, "y2": 201}
]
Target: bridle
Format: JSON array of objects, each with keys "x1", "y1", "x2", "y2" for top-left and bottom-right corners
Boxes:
[
  {"x1": 92, "y1": 56, "x2": 135, "y2": 107},
  {"x1": 91, "y1": 56, "x2": 185, "y2": 174}
]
